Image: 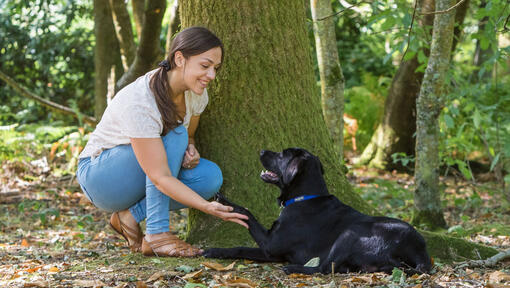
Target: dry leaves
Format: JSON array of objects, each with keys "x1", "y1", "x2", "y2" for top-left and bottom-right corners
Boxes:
[{"x1": 201, "y1": 261, "x2": 236, "y2": 271}]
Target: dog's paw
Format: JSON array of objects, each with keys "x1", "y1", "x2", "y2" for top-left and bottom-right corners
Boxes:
[
  {"x1": 215, "y1": 193, "x2": 234, "y2": 206},
  {"x1": 202, "y1": 248, "x2": 226, "y2": 259},
  {"x1": 282, "y1": 264, "x2": 317, "y2": 275}
]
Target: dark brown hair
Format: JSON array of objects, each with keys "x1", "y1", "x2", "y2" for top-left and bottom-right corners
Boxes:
[{"x1": 150, "y1": 26, "x2": 224, "y2": 135}]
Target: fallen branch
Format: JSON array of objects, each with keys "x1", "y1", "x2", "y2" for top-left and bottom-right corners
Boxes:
[
  {"x1": 0, "y1": 70, "x2": 97, "y2": 126},
  {"x1": 457, "y1": 249, "x2": 510, "y2": 268}
]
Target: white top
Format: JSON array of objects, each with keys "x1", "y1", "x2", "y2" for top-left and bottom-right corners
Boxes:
[{"x1": 79, "y1": 69, "x2": 209, "y2": 159}]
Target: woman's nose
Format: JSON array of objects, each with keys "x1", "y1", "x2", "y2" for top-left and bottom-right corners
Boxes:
[{"x1": 207, "y1": 68, "x2": 216, "y2": 79}]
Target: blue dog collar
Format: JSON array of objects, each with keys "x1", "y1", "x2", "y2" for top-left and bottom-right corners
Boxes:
[{"x1": 284, "y1": 195, "x2": 320, "y2": 207}]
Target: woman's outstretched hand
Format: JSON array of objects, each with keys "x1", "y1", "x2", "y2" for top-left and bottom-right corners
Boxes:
[
  {"x1": 205, "y1": 201, "x2": 249, "y2": 228},
  {"x1": 182, "y1": 144, "x2": 200, "y2": 169}
]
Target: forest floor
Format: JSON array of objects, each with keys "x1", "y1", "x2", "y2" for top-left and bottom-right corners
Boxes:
[{"x1": 1, "y1": 133, "x2": 510, "y2": 287}]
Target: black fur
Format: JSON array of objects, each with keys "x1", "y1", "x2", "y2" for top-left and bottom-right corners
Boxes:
[{"x1": 203, "y1": 148, "x2": 432, "y2": 275}]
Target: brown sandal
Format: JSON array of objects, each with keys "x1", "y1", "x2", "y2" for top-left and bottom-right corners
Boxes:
[
  {"x1": 141, "y1": 232, "x2": 203, "y2": 257},
  {"x1": 109, "y1": 212, "x2": 143, "y2": 252}
]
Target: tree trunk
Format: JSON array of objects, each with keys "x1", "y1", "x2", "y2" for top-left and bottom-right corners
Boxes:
[
  {"x1": 180, "y1": 0, "x2": 498, "y2": 261},
  {"x1": 109, "y1": 0, "x2": 136, "y2": 71},
  {"x1": 413, "y1": 0, "x2": 456, "y2": 229},
  {"x1": 357, "y1": 0, "x2": 469, "y2": 170},
  {"x1": 181, "y1": 0, "x2": 373, "y2": 247},
  {"x1": 165, "y1": 0, "x2": 180, "y2": 55},
  {"x1": 115, "y1": 0, "x2": 166, "y2": 92},
  {"x1": 472, "y1": 0, "x2": 494, "y2": 79},
  {"x1": 131, "y1": 0, "x2": 145, "y2": 39},
  {"x1": 93, "y1": 0, "x2": 122, "y2": 119},
  {"x1": 310, "y1": 0, "x2": 345, "y2": 162},
  {"x1": 356, "y1": 0, "x2": 435, "y2": 169}
]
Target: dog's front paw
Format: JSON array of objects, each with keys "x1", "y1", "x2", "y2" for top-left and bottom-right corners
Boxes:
[
  {"x1": 215, "y1": 193, "x2": 234, "y2": 206},
  {"x1": 282, "y1": 264, "x2": 317, "y2": 275},
  {"x1": 202, "y1": 248, "x2": 224, "y2": 258}
]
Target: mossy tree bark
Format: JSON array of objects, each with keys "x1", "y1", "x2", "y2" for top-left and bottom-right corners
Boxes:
[
  {"x1": 179, "y1": 0, "x2": 498, "y2": 261},
  {"x1": 357, "y1": 0, "x2": 469, "y2": 170},
  {"x1": 311, "y1": 0, "x2": 345, "y2": 162},
  {"x1": 180, "y1": 0, "x2": 373, "y2": 247},
  {"x1": 413, "y1": 0, "x2": 456, "y2": 230},
  {"x1": 165, "y1": 0, "x2": 181, "y2": 55},
  {"x1": 93, "y1": 0, "x2": 123, "y2": 119}
]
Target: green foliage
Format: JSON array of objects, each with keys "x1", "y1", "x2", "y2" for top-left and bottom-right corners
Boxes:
[
  {"x1": 344, "y1": 73, "x2": 390, "y2": 150},
  {"x1": 0, "y1": 0, "x2": 94, "y2": 125}
]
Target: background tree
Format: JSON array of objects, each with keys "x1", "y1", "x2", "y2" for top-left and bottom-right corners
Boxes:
[
  {"x1": 413, "y1": 0, "x2": 457, "y2": 229},
  {"x1": 311, "y1": 0, "x2": 346, "y2": 162}
]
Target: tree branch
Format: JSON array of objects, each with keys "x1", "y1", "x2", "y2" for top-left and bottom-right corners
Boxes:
[
  {"x1": 420, "y1": 0, "x2": 468, "y2": 15},
  {"x1": 109, "y1": 0, "x2": 136, "y2": 71},
  {"x1": 457, "y1": 249, "x2": 510, "y2": 268},
  {"x1": 0, "y1": 70, "x2": 97, "y2": 126}
]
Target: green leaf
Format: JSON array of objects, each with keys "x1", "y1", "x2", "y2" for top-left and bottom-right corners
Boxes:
[
  {"x1": 443, "y1": 114, "x2": 454, "y2": 129},
  {"x1": 391, "y1": 267, "x2": 405, "y2": 283},
  {"x1": 473, "y1": 109, "x2": 481, "y2": 129},
  {"x1": 176, "y1": 265, "x2": 195, "y2": 273},
  {"x1": 490, "y1": 152, "x2": 501, "y2": 171},
  {"x1": 417, "y1": 49, "x2": 427, "y2": 64}
]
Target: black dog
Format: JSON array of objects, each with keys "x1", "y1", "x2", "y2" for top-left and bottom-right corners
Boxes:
[{"x1": 204, "y1": 148, "x2": 432, "y2": 275}]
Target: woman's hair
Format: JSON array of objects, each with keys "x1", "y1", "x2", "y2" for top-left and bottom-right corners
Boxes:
[{"x1": 150, "y1": 26, "x2": 224, "y2": 135}]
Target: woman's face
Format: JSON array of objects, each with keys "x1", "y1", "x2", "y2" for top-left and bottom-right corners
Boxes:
[{"x1": 181, "y1": 47, "x2": 222, "y2": 95}]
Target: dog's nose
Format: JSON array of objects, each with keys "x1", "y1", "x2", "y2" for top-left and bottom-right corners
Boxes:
[{"x1": 260, "y1": 150, "x2": 266, "y2": 156}]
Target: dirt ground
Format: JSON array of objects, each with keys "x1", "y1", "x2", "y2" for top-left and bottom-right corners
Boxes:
[{"x1": 1, "y1": 160, "x2": 509, "y2": 287}]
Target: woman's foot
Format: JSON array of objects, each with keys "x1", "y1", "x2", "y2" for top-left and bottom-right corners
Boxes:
[
  {"x1": 142, "y1": 232, "x2": 203, "y2": 257},
  {"x1": 109, "y1": 210, "x2": 143, "y2": 252}
]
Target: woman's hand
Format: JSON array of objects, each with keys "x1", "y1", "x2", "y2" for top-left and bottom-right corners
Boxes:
[
  {"x1": 182, "y1": 143, "x2": 200, "y2": 169},
  {"x1": 205, "y1": 201, "x2": 250, "y2": 228}
]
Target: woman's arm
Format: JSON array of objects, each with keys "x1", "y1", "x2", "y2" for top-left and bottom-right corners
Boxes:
[
  {"x1": 187, "y1": 115, "x2": 200, "y2": 145},
  {"x1": 130, "y1": 138, "x2": 248, "y2": 227},
  {"x1": 182, "y1": 115, "x2": 200, "y2": 168}
]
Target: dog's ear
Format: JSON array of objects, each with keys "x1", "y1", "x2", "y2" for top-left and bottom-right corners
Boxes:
[
  {"x1": 283, "y1": 156, "x2": 303, "y2": 185},
  {"x1": 317, "y1": 156, "x2": 324, "y2": 175}
]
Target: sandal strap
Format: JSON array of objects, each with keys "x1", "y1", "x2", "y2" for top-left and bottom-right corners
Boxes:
[{"x1": 146, "y1": 233, "x2": 201, "y2": 256}]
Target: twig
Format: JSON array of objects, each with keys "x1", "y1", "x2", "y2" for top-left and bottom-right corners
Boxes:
[
  {"x1": 457, "y1": 249, "x2": 510, "y2": 268},
  {"x1": 420, "y1": 0, "x2": 468, "y2": 15},
  {"x1": 400, "y1": 0, "x2": 419, "y2": 64},
  {"x1": 314, "y1": 1, "x2": 369, "y2": 22}
]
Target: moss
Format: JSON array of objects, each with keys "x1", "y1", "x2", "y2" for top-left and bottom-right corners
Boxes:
[{"x1": 421, "y1": 230, "x2": 498, "y2": 262}]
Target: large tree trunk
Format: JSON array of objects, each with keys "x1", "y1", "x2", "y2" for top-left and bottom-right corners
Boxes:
[
  {"x1": 181, "y1": 0, "x2": 373, "y2": 247},
  {"x1": 310, "y1": 0, "x2": 345, "y2": 162},
  {"x1": 181, "y1": 0, "x2": 498, "y2": 261},
  {"x1": 115, "y1": 0, "x2": 166, "y2": 92},
  {"x1": 165, "y1": 0, "x2": 180, "y2": 55},
  {"x1": 357, "y1": 0, "x2": 469, "y2": 170},
  {"x1": 131, "y1": 0, "x2": 145, "y2": 39},
  {"x1": 413, "y1": 0, "x2": 456, "y2": 229},
  {"x1": 109, "y1": 0, "x2": 136, "y2": 71},
  {"x1": 93, "y1": 0, "x2": 123, "y2": 119}
]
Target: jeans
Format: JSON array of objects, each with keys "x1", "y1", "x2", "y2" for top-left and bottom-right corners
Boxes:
[{"x1": 76, "y1": 125, "x2": 222, "y2": 234}]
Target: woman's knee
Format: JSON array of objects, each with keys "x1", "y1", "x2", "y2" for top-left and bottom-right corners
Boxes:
[
  {"x1": 207, "y1": 162, "x2": 223, "y2": 195},
  {"x1": 161, "y1": 125, "x2": 188, "y2": 152}
]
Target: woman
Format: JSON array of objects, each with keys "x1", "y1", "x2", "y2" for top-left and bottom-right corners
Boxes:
[{"x1": 77, "y1": 27, "x2": 248, "y2": 257}]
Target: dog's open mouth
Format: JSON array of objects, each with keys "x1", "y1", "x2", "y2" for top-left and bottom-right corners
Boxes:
[{"x1": 260, "y1": 170, "x2": 279, "y2": 183}]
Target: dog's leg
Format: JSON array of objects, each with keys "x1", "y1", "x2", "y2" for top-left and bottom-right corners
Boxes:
[
  {"x1": 282, "y1": 265, "x2": 320, "y2": 275},
  {"x1": 203, "y1": 247, "x2": 284, "y2": 262},
  {"x1": 215, "y1": 194, "x2": 274, "y2": 250}
]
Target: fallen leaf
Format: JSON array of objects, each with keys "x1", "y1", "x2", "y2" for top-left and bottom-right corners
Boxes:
[
  {"x1": 48, "y1": 266, "x2": 59, "y2": 272},
  {"x1": 25, "y1": 266, "x2": 42, "y2": 273},
  {"x1": 147, "y1": 271, "x2": 165, "y2": 282},
  {"x1": 23, "y1": 281, "x2": 48, "y2": 287},
  {"x1": 182, "y1": 269, "x2": 203, "y2": 280},
  {"x1": 73, "y1": 279, "x2": 106, "y2": 287},
  {"x1": 201, "y1": 261, "x2": 236, "y2": 271},
  {"x1": 21, "y1": 239, "x2": 30, "y2": 247},
  {"x1": 225, "y1": 277, "x2": 258, "y2": 288},
  {"x1": 489, "y1": 271, "x2": 510, "y2": 283},
  {"x1": 135, "y1": 281, "x2": 148, "y2": 288},
  {"x1": 288, "y1": 273, "x2": 312, "y2": 279}
]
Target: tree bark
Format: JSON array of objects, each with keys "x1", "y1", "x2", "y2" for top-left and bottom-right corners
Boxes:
[
  {"x1": 115, "y1": 0, "x2": 166, "y2": 92},
  {"x1": 131, "y1": 0, "x2": 145, "y2": 39},
  {"x1": 165, "y1": 0, "x2": 181, "y2": 55},
  {"x1": 109, "y1": 0, "x2": 136, "y2": 71},
  {"x1": 310, "y1": 0, "x2": 345, "y2": 162},
  {"x1": 413, "y1": 0, "x2": 456, "y2": 229},
  {"x1": 0, "y1": 70, "x2": 97, "y2": 126},
  {"x1": 357, "y1": 0, "x2": 469, "y2": 170},
  {"x1": 180, "y1": 0, "x2": 498, "y2": 261},
  {"x1": 472, "y1": 0, "x2": 494, "y2": 79},
  {"x1": 93, "y1": 0, "x2": 123, "y2": 119}
]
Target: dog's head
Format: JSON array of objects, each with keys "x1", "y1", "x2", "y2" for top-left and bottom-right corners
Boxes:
[{"x1": 259, "y1": 148, "x2": 325, "y2": 203}]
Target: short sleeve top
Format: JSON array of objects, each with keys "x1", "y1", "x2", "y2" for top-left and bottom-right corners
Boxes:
[{"x1": 79, "y1": 69, "x2": 209, "y2": 159}]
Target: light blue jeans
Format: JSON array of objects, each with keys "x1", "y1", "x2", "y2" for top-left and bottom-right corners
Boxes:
[{"x1": 76, "y1": 125, "x2": 222, "y2": 234}]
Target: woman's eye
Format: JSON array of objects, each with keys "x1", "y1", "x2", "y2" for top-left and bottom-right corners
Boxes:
[{"x1": 201, "y1": 65, "x2": 209, "y2": 69}]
